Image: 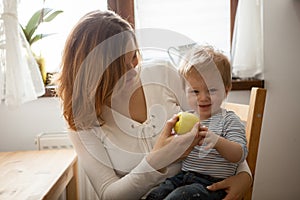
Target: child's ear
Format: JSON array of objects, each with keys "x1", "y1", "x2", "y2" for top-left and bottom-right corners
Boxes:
[{"x1": 225, "y1": 85, "x2": 232, "y2": 96}]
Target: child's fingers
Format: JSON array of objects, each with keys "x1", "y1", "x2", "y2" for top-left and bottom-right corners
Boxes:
[
  {"x1": 199, "y1": 125, "x2": 208, "y2": 132},
  {"x1": 199, "y1": 130, "x2": 208, "y2": 137}
]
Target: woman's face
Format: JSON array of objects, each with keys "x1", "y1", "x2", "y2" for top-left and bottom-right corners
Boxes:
[
  {"x1": 109, "y1": 43, "x2": 139, "y2": 110},
  {"x1": 124, "y1": 50, "x2": 138, "y2": 85}
]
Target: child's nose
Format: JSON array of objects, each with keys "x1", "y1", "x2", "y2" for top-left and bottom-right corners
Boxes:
[{"x1": 197, "y1": 91, "x2": 209, "y2": 101}]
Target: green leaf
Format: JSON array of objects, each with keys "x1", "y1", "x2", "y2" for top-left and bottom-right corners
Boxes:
[
  {"x1": 44, "y1": 10, "x2": 63, "y2": 22},
  {"x1": 24, "y1": 8, "x2": 63, "y2": 43},
  {"x1": 30, "y1": 33, "x2": 56, "y2": 45},
  {"x1": 19, "y1": 24, "x2": 30, "y2": 42},
  {"x1": 25, "y1": 8, "x2": 49, "y2": 40}
]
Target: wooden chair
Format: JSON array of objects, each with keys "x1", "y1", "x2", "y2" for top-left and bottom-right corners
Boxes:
[{"x1": 223, "y1": 87, "x2": 267, "y2": 200}]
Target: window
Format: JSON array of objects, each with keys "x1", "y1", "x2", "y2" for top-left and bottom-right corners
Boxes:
[
  {"x1": 18, "y1": 0, "x2": 237, "y2": 73},
  {"x1": 129, "y1": 0, "x2": 263, "y2": 89},
  {"x1": 17, "y1": 0, "x2": 261, "y2": 97},
  {"x1": 18, "y1": 0, "x2": 107, "y2": 73},
  {"x1": 135, "y1": 0, "x2": 231, "y2": 61}
]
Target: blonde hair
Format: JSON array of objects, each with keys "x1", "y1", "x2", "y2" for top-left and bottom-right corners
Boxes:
[
  {"x1": 57, "y1": 10, "x2": 138, "y2": 130},
  {"x1": 178, "y1": 45, "x2": 232, "y2": 89}
]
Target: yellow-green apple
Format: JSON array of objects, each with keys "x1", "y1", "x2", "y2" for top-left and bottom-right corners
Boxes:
[{"x1": 174, "y1": 112, "x2": 199, "y2": 134}]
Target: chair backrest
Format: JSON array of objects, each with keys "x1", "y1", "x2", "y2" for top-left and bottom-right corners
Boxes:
[{"x1": 223, "y1": 87, "x2": 267, "y2": 200}]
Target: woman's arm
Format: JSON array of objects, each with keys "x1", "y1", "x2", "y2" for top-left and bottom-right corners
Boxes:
[{"x1": 69, "y1": 131, "x2": 171, "y2": 200}]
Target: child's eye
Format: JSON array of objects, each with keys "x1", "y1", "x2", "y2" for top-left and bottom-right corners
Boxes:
[
  {"x1": 208, "y1": 88, "x2": 217, "y2": 93},
  {"x1": 188, "y1": 90, "x2": 199, "y2": 95}
]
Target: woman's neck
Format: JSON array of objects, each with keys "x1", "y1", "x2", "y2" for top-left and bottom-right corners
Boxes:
[
  {"x1": 129, "y1": 86, "x2": 147, "y2": 123},
  {"x1": 109, "y1": 81, "x2": 147, "y2": 123}
]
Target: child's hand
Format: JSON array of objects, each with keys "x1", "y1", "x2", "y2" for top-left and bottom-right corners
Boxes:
[{"x1": 199, "y1": 125, "x2": 220, "y2": 150}]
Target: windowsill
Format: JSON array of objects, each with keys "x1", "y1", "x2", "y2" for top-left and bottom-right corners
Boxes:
[
  {"x1": 42, "y1": 85, "x2": 57, "y2": 97},
  {"x1": 231, "y1": 78, "x2": 264, "y2": 91},
  {"x1": 42, "y1": 78, "x2": 265, "y2": 97}
]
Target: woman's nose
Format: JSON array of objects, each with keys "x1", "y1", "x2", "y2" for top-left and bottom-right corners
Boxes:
[{"x1": 126, "y1": 67, "x2": 137, "y2": 79}]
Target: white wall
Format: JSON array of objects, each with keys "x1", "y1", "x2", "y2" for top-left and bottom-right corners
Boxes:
[
  {"x1": 227, "y1": 91, "x2": 250, "y2": 104},
  {"x1": 252, "y1": 0, "x2": 300, "y2": 199},
  {"x1": 0, "y1": 98, "x2": 67, "y2": 151}
]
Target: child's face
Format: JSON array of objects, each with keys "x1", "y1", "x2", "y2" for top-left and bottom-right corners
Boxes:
[{"x1": 185, "y1": 72, "x2": 227, "y2": 120}]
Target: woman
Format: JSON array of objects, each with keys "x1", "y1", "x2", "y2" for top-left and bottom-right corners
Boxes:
[{"x1": 57, "y1": 10, "x2": 252, "y2": 200}]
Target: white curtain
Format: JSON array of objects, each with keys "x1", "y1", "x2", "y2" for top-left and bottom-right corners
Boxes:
[
  {"x1": 0, "y1": 0, "x2": 45, "y2": 106},
  {"x1": 231, "y1": 0, "x2": 263, "y2": 79}
]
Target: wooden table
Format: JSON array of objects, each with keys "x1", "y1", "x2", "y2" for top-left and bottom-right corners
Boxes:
[{"x1": 0, "y1": 149, "x2": 78, "y2": 200}]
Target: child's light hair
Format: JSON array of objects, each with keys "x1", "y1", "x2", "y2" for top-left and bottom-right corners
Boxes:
[{"x1": 178, "y1": 45, "x2": 232, "y2": 89}]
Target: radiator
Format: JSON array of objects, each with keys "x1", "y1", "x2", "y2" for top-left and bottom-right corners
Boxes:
[{"x1": 35, "y1": 132, "x2": 99, "y2": 200}]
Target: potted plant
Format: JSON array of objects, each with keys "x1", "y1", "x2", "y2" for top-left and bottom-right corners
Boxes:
[{"x1": 20, "y1": 7, "x2": 63, "y2": 84}]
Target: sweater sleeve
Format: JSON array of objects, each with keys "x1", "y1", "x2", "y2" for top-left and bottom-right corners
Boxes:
[
  {"x1": 68, "y1": 131, "x2": 175, "y2": 200},
  {"x1": 236, "y1": 160, "x2": 252, "y2": 178},
  {"x1": 223, "y1": 111, "x2": 248, "y2": 163}
]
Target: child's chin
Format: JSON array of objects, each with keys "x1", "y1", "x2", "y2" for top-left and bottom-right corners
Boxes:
[{"x1": 198, "y1": 110, "x2": 211, "y2": 119}]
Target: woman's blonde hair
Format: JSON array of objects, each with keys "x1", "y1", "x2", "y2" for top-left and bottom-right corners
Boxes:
[
  {"x1": 178, "y1": 45, "x2": 232, "y2": 89},
  {"x1": 57, "y1": 10, "x2": 138, "y2": 131}
]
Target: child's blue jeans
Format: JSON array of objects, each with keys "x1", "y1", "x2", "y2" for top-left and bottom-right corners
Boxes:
[{"x1": 146, "y1": 171, "x2": 227, "y2": 200}]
